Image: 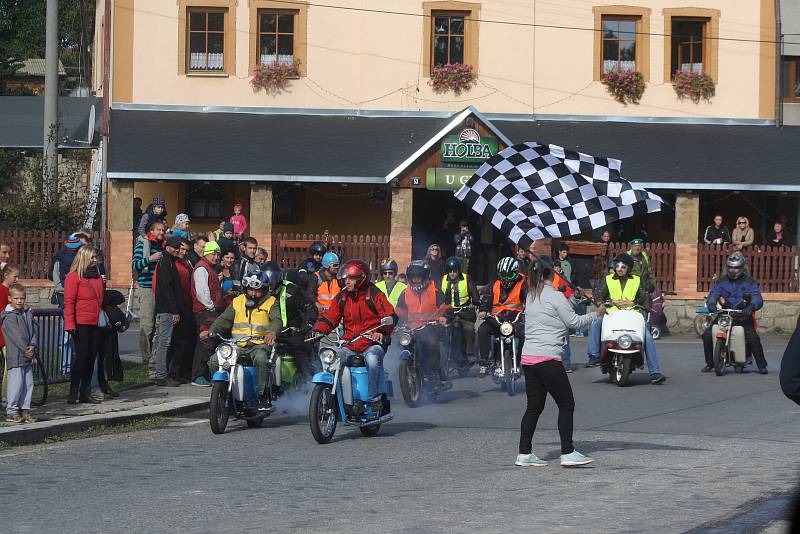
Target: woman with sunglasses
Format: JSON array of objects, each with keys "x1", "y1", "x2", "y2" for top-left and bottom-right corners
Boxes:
[{"x1": 732, "y1": 217, "x2": 755, "y2": 250}]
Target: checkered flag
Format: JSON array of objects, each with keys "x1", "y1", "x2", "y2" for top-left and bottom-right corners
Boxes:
[{"x1": 455, "y1": 142, "x2": 664, "y2": 249}]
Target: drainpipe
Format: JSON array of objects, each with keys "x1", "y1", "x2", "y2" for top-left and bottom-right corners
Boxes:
[
  {"x1": 775, "y1": 0, "x2": 783, "y2": 127},
  {"x1": 101, "y1": 0, "x2": 112, "y2": 241}
]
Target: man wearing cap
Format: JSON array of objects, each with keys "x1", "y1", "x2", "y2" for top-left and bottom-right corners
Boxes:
[
  {"x1": 189, "y1": 241, "x2": 224, "y2": 386},
  {"x1": 133, "y1": 220, "x2": 166, "y2": 379},
  {"x1": 152, "y1": 235, "x2": 187, "y2": 387},
  {"x1": 627, "y1": 238, "x2": 654, "y2": 292},
  {"x1": 49, "y1": 232, "x2": 85, "y2": 308}
]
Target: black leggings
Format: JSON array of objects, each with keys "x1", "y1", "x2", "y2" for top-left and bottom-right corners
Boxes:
[
  {"x1": 71, "y1": 324, "x2": 102, "y2": 395},
  {"x1": 519, "y1": 360, "x2": 576, "y2": 455}
]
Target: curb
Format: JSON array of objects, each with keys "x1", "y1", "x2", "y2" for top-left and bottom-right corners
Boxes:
[{"x1": 0, "y1": 398, "x2": 209, "y2": 446}]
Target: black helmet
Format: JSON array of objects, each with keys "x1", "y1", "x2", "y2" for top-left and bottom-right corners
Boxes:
[
  {"x1": 309, "y1": 241, "x2": 327, "y2": 256},
  {"x1": 612, "y1": 253, "x2": 634, "y2": 271},
  {"x1": 260, "y1": 261, "x2": 284, "y2": 293},
  {"x1": 406, "y1": 260, "x2": 431, "y2": 292},
  {"x1": 445, "y1": 256, "x2": 462, "y2": 274},
  {"x1": 726, "y1": 251, "x2": 746, "y2": 279},
  {"x1": 496, "y1": 257, "x2": 521, "y2": 288},
  {"x1": 380, "y1": 258, "x2": 398, "y2": 274}
]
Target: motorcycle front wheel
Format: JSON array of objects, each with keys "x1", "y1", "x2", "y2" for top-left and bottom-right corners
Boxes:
[
  {"x1": 399, "y1": 359, "x2": 422, "y2": 407},
  {"x1": 504, "y1": 349, "x2": 517, "y2": 397},
  {"x1": 309, "y1": 384, "x2": 337, "y2": 444},
  {"x1": 209, "y1": 381, "x2": 230, "y2": 434},
  {"x1": 613, "y1": 354, "x2": 631, "y2": 387},
  {"x1": 713, "y1": 339, "x2": 727, "y2": 376},
  {"x1": 694, "y1": 314, "x2": 710, "y2": 337}
]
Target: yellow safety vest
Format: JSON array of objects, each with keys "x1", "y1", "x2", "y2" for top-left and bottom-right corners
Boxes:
[
  {"x1": 605, "y1": 273, "x2": 640, "y2": 312},
  {"x1": 375, "y1": 279, "x2": 406, "y2": 307},
  {"x1": 441, "y1": 275, "x2": 470, "y2": 306},
  {"x1": 231, "y1": 294, "x2": 276, "y2": 343}
]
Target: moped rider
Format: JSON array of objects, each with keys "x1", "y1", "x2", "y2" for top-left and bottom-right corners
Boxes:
[
  {"x1": 587, "y1": 253, "x2": 666, "y2": 384},
  {"x1": 200, "y1": 270, "x2": 282, "y2": 408},
  {"x1": 266, "y1": 261, "x2": 318, "y2": 379},
  {"x1": 394, "y1": 260, "x2": 451, "y2": 393},
  {"x1": 313, "y1": 252, "x2": 341, "y2": 313},
  {"x1": 300, "y1": 241, "x2": 327, "y2": 274},
  {"x1": 477, "y1": 257, "x2": 527, "y2": 378},
  {"x1": 701, "y1": 251, "x2": 767, "y2": 374},
  {"x1": 441, "y1": 256, "x2": 480, "y2": 368},
  {"x1": 311, "y1": 260, "x2": 397, "y2": 414},
  {"x1": 375, "y1": 258, "x2": 407, "y2": 307}
]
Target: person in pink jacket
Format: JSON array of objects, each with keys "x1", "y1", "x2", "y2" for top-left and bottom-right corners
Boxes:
[
  {"x1": 63, "y1": 247, "x2": 105, "y2": 404},
  {"x1": 229, "y1": 203, "x2": 248, "y2": 239}
]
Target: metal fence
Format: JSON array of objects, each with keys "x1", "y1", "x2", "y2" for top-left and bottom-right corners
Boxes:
[{"x1": 32, "y1": 308, "x2": 71, "y2": 384}]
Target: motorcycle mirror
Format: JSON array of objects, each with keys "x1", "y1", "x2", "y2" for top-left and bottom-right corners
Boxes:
[{"x1": 380, "y1": 316, "x2": 394, "y2": 326}]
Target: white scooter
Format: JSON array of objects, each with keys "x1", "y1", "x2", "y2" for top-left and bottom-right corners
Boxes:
[
  {"x1": 600, "y1": 303, "x2": 646, "y2": 387},
  {"x1": 710, "y1": 308, "x2": 749, "y2": 375}
]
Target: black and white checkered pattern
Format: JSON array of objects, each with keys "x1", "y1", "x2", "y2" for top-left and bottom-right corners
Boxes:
[{"x1": 455, "y1": 142, "x2": 664, "y2": 249}]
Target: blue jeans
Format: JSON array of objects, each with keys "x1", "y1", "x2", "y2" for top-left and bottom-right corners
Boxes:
[
  {"x1": 339, "y1": 345, "x2": 385, "y2": 401},
  {"x1": 588, "y1": 316, "x2": 662, "y2": 376}
]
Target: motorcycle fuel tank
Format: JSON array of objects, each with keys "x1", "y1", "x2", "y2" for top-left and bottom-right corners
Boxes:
[
  {"x1": 712, "y1": 324, "x2": 747, "y2": 363},
  {"x1": 233, "y1": 366, "x2": 260, "y2": 402},
  {"x1": 601, "y1": 309, "x2": 645, "y2": 343},
  {"x1": 350, "y1": 367, "x2": 370, "y2": 402}
]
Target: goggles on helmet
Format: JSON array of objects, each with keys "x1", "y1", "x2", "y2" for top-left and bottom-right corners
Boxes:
[{"x1": 242, "y1": 275, "x2": 264, "y2": 290}]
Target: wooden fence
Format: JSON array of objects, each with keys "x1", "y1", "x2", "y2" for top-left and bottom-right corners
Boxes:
[
  {"x1": 272, "y1": 233, "x2": 391, "y2": 279},
  {"x1": 590, "y1": 242, "x2": 676, "y2": 293},
  {"x1": 0, "y1": 229, "x2": 109, "y2": 280},
  {"x1": 697, "y1": 244, "x2": 800, "y2": 293}
]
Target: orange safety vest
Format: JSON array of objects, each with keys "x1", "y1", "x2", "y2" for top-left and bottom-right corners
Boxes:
[
  {"x1": 491, "y1": 279, "x2": 525, "y2": 314},
  {"x1": 403, "y1": 281, "x2": 439, "y2": 329},
  {"x1": 316, "y1": 272, "x2": 341, "y2": 311}
]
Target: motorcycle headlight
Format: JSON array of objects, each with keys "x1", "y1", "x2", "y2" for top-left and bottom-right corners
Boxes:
[
  {"x1": 499, "y1": 322, "x2": 514, "y2": 337},
  {"x1": 320, "y1": 349, "x2": 337, "y2": 365},
  {"x1": 399, "y1": 333, "x2": 412, "y2": 347},
  {"x1": 617, "y1": 335, "x2": 632, "y2": 349},
  {"x1": 217, "y1": 344, "x2": 233, "y2": 359},
  {"x1": 717, "y1": 316, "x2": 731, "y2": 329}
]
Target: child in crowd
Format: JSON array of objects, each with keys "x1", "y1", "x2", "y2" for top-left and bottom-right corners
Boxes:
[
  {"x1": 172, "y1": 213, "x2": 190, "y2": 239},
  {"x1": 217, "y1": 223, "x2": 237, "y2": 257},
  {"x1": 0, "y1": 264, "x2": 19, "y2": 407},
  {"x1": 229, "y1": 203, "x2": 248, "y2": 240},
  {"x1": 0, "y1": 284, "x2": 38, "y2": 423}
]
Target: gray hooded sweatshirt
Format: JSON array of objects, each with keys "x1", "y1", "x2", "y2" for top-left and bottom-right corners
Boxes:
[
  {"x1": 521, "y1": 282, "x2": 596, "y2": 361},
  {"x1": 0, "y1": 304, "x2": 38, "y2": 369}
]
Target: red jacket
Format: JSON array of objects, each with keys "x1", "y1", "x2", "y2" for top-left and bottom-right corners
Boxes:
[
  {"x1": 63, "y1": 272, "x2": 105, "y2": 331},
  {"x1": 314, "y1": 284, "x2": 396, "y2": 353},
  {"x1": 191, "y1": 257, "x2": 224, "y2": 314},
  {"x1": 175, "y1": 259, "x2": 192, "y2": 309}
]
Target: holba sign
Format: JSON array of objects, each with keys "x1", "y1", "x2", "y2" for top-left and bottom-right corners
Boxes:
[{"x1": 440, "y1": 128, "x2": 498, "y2": 167}]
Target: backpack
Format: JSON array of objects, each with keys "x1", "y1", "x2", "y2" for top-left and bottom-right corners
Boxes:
[{"x1": 335, "y1": 284, "x2": 380, "y2": 317}]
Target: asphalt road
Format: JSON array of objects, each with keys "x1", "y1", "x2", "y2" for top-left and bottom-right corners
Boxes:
[{"x1": 1, "y1": 334, "x2": 798, "y2": 533}]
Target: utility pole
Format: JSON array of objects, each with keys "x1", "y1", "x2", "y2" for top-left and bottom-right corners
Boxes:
[{"x1": 43, "y1": 0, "x2": 59, "y2": 197}]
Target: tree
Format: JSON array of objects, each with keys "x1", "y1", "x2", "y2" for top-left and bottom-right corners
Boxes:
[{"x1": 0, "y1": 0, "x2": 96, "y2": 94}]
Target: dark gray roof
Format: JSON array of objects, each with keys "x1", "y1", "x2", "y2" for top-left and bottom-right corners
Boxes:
[
  {"x1": 108, "y1": 109, "x2": 447, "y2": 181},
  {"x1": 0, "y1": 96, "x2": 101, "y2": 148},
  {"x1": 495, "y1": 120, "x2": 800, "y2": 190}
]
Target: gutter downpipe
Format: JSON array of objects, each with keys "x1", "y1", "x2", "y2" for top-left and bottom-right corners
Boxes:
[{"x1": 776, "y1": 0, "x2": 783, "y2": 128}]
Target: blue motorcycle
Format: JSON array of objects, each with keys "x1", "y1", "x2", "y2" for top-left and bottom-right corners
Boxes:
[{"x1": 307, "y1": 317, "x2": 395, "y2": 444}]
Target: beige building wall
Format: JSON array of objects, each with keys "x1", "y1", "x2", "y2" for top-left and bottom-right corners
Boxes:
[{"x1": 114, "y1": 0, "x2": 773, "y2": 118}]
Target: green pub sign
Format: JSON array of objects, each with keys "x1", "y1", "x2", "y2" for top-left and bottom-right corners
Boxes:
[{"x1": 440, "y1": 128, "x2": 498, "y2": 168}]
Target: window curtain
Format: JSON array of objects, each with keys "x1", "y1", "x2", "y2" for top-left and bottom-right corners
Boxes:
[
  {"x1": 190, "y1": 52, "x2": 224, "y2": 71},
  {"x1": 260, "y1": 54, "x2": 294, "y2": 66},
  {"x1": 603, "y1": 60, "x2": 636, "y2": 73}
]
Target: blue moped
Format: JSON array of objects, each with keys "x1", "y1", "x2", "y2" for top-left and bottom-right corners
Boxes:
[{"x1": 307, "y1": 317, "x2": 395, "y2": 444}]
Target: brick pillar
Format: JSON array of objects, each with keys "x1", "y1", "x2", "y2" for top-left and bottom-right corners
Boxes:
[
  {"x1": 249, "y1": 183, "x2": 273, "y2": 258},
  {"x1": 109, "y1": 179, "x2": 134, "y2": 285},
  {"x1": 390, "y1": 188, "x2": 413, "y2": 270},
  {"x1": 674, "y1": 193, "x2": 700, "y2": 295}
]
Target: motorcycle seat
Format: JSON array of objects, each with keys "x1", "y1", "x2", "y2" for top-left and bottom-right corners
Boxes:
[{"x1": 346, "y1": 354, "x2": 366, "y2": 367}]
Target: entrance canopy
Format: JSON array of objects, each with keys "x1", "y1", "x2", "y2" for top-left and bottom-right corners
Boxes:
[{"x1": 107, "y1": 104, "x2": 800, "y2": 191}]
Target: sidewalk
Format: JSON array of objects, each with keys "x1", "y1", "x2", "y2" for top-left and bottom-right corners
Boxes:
[{"x1": 0, "y1": 327, "x2": 210, "y2": 446}]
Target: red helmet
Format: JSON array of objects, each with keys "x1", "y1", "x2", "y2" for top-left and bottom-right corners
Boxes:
[{"x1": 338, "y1": 259, "x2": 370, "y2": 290}]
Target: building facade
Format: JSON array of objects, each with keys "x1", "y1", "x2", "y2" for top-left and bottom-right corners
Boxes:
[{"x1": 89, "y1": 0, "x2": 800, "y2": 329}]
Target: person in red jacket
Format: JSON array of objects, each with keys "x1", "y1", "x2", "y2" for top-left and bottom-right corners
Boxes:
[
  {"x1": 312, "y1": 260, "x2": 396, "y2": 412},
  {"x1": 395, "y1": 260, "x2": 450, "y2": 393},
  {"x1": 190, "y1": 241, "x2": 224, "y2": 386},
  {"x1": 63, "y1": 247, "x2": 105, "y2": 404}
]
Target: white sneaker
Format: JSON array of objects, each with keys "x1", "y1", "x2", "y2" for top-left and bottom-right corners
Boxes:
[
  {"x1": 560, "y1": 450, "x2": 593, "y2": 467},
  {"x1": 515, "y1": 453, "x2": 547, "y2": 467}
]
